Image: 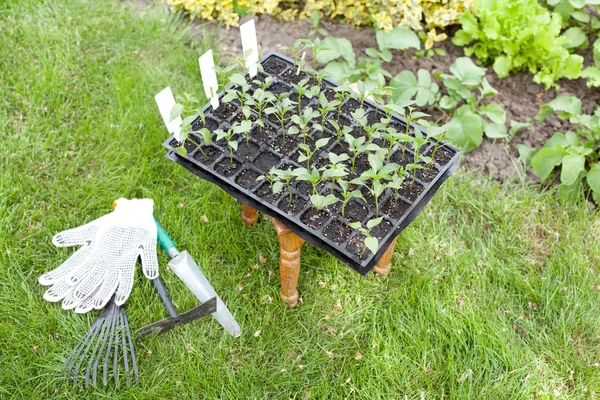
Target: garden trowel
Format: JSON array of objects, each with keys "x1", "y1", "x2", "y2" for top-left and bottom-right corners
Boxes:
[{"x1": 154, "y1": 219, "x2": 241, "y2": 337}]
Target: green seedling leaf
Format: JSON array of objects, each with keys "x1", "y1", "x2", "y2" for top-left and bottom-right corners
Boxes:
[
  {"x1": 516, "y1": 144, "x2": 536, "y2": 168},
  {"x1": 450, "y1": 57, "x2": 486, "y2": 86},
  {"x1": 484, "y1": 122, "x2": 507, "y2": 139},
  {"x1": 586, "y1": 163, "x2": 600, "y2": 195},
  {"x1": 560, "y1": 154, "x2": 585, "y2": 186},
  {"x1": 366, "y1": 217, "x2": 383, "y2": 229},
  {"x1": 531, "y1": 146, "x2": 566, "y2": 180},
  {"x1": 170, "y1": 103, "x2": 184, "y2": 122},
  {"x1": 480, "y1": 103, "x2": 506, "y2": 124},
  {"x1": 509, "y1": 120, "x2": 531, "y2": 137},
  {"x1": 317, "y1": 37, "x2": 356, "y2": 66},
  {"x1": 444, "y1": 110, "x2": 483, "y2": 152},
  {"x1": 364, "y1": 236, "x2": 379, "y2": 254},
  {"x1": 563, "y1": 27, "x2": 587, "y2": 49},
  {"x1": 536, "y1": 96, "x2": 581, "y2": 120},
  {"x1": 376, "y1": 27, "x2": 420, "y2": 51}
]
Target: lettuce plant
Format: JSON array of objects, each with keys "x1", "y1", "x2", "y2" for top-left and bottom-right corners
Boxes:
[{"x1": 452, "y1": 0, "x2": 583, "y2": 88}]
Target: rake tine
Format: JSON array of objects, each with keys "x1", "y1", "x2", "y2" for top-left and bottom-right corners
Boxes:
[
  {"x1": 113, "y1": 305, "x2": 120, "y2": 388},
  {"x1": 119, "y1": 309, "x2": 131, "y2": 388},
  {"x1": 102, "y1": 303, "x2": 118, "y2": 386},
  {"x1": 92, "y1": 302, "x2": 114, "y2": 386},
  {"x1": 85, "y1": 303, "x2": 111, "y2": 388},
  {"x1": 121, "y1": 308, "x2": 139, "y2": 386},
  {"x1": 62, "y1": 311, "x2": 102, "y2": 378},
  {"x1": 72, "y1": 310, "x2": 106, "y2": 386}
]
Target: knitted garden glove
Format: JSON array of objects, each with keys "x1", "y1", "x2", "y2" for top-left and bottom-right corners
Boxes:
[{"x1": 39, "y1": 198, "x2": 158, "y2": 313}]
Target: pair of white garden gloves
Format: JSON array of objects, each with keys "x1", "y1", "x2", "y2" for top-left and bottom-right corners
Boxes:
[{"x1": 38, "y1": 198, "x2": 158, "y2": 314}]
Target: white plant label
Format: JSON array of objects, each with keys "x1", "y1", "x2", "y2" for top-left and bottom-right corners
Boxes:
[
  {"x1": 199, "y1": 50, "x2": 219, "y2": 109},
  {"x1": 155, "y1": 86, "x2": 182, "y2": 141},
  {"x1": 240, "y1": 19, "x2": 259, "y2": 77}
]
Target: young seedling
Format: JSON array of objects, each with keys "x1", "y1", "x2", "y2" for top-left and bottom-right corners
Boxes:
[
  {"x1": 310, "y1": 194, "x2": 339, "y2": 211},
  {"x1": 292, "y1": 167, "x2": 323, "y2": 195},
  {"x1": 382, "y1": 127, "x2": 411, "y2": 163},
  {"x1": 351, "y1": 108, "x2": 368, "y2": 137},
  {"x1": 322, "y1": 152, "x2": 349, "y2": 192},
  {"x1": 334, "y1": 83, "x2": 352, "y2": 119},
  {"x1": 316, "y1": 92, "x2": 340, "y2": 129},
  {"x1": 214, "y1": 124, "x2": 240, "y2": 166},
  {"x1": 213, "y1": 63, "x2": 237, "y2": 87},
  {"x1": 353, "y1": 152, "x2": 399, "y2": 213},
  {"x1": 355, "y1": 81, "x2": 371, "y2": 109},
  {"x1": 170, "y1": 94, "x2": 211, "y2": 156},
  {"x1": 410, "y1": 131, "x2": 432, "y2": 180},
  {"x1": 299, "y1": 38, "x2": 328, "y2": 71},
  {"x1": 425, "y1": 124, "x2": 450, "y2": 164},
  {"x1": 328, "y1": 120, "x2": 353, "y2": 144},
  {"x1": 348, "y1": 217, "x2": 383, "y2": 256},
  {"x1": 247, "y1": 88, "x2": 276, "y2": 132},
  {"x1": 298, "y1": 137, "x2": 329, "y2": 169},
  {"x1": 289, "y1": 107, "x2": 320, "y2": 144},
  {"x1": 252, "y1": 75, "x2": 273, "y2": 92},
  {"x1": 338, "y1": 180, "x2": 365, "y2": 216},
  {"x1": 290, "y1": 78, "x2": 319, "y2": 116},
  {"x1": 264, "y1": 96, "x2": 295, "y2": 137},
  {"x1": 271, "y1": 167, "x2": 295, "y2": 205},
  {"x1": 256, "y1": 168, "x2": 279, "y2": 189},
  {"x1": 280, "y1": 40, "x2": 304, "y2": 71},
  {"x1": 236, "y1": 119, "x2": 253, "y2": 145},
  {"x1": 344, "y1": 133, "x2": 379, "y2": 174},
  {"x1": 386, "y1": 168, "x2": 407, "y2": 202},
  {"x1": 223, "y1": 73, "x2": 251, "y2": 109}
]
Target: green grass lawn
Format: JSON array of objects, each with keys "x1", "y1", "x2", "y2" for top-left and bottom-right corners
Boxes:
[{"x1": 2, "y1": 0, "x2": 600, "y2": 398}]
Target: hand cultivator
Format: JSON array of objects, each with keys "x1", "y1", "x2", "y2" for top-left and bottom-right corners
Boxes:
[{"x1": 39, "y1": 199, "x2": 239, "y2": 388}]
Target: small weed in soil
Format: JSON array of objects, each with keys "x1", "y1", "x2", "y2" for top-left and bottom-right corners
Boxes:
[
  {"x1": 398, "y1": 180, "x2": 424, "y2": 202},
  {"x1": 214, "y1": 159, "x2": 242, "y2": 177},
  {"x1": 256, "y1": 182, "x2": 281, "y2": 204},
  {"x1": 235, "y1": 169, "x2": 261, "y2": 190},
  {"x1": 343, "y1": 199, "x2": 369, "y2": 222},
  {"x1": 301, "y1": 208, "x2": 330, "y2": 230},
  {"x1": 192, "y1": 146, "x2": 222, "y2": 165},
  {"x1": 346, "y1": 234, "x2": 369, "y2": 260},
  {"x1": 278, "y1": 194, "x2": 307, "y2": 216},
  {"x1": 323, "y1": 220, "x2": 352, "y2": 244},
  {"x1": 210, "y1": 102, "x2": 237, "y2": 120},
  {"x1": 381, "y1": 197, "x2": 410, "y2": 219}
]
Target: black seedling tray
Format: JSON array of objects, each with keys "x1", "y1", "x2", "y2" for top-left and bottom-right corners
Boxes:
[{"x1": 163, "y1": 51, "x2": 460, "y2": 275}]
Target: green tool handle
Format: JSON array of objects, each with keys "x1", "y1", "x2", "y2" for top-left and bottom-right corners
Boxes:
[{"x1": 155, "y1": 217, "x2": 176, "y2": 254}]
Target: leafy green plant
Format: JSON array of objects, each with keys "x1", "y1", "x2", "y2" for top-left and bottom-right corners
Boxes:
[
  {"x1": 452, "y1": 0, "x2": 583, "y2": 89},
  {"x1": 353, "y1": 153, "x2": 399, "y2": 213},
  {"x1": 280, "y1": 40, "x2": 305, "y2": 70},
  {"x1": 298, "y1": 138, "x2": 329, "y2": 169},
  {"x1": 223, "y1": 73, "x2": 251, "y2": 109},
  {"x1": 289, "y1": 107, "x2": 320, "y2": 144},
  {"x1": 265, "y1": 96, "x2": 295, "y2": 137},
  {"x1": 328, "y1": 120, "x2": 353, "y2": 144},
  {"x1": 316, "y1": 93, "x2": 340, "y2": 129},
  {"x1": 290, "y1": 78, "x2": 320, "y2": 116},
  {"x1": 169, "y1": 93, "x2": 211, "y2": 156},
  {"x1": 292, "y1": 167, "x2": 323, "y2": 195},
  {"x1": 581, "y1": 38, "x2": 600, "y2": 88},
  {"x1": 520, "y1": 96, "x2": 600, "y2": 202},
  {"x1": 345, "y1": 133, "x2": 379, "y2": 174},
  {"x1": 262, "y1": 167, "x2": 295, "y2": 205},
  {"x1": 546, "y1": 0, "x2": 600, "y2": 34},
  {"x1": 322, "y1": 152, "x2": 350, "y2": 192},
  {"x1": 310, "y1": 194, "x2": 339, "y2": 211},
  {"x1": 247, "y1": 88, "x2": 276, "y2": 130},
  {"x1": 214, "y1": 123, "x2": 242, "y2": 165},
  {"x1": 415, "y1": 28, "x2": 448, "y2": 59},
  {"x1": 338, "y1": 180, "x2": 365, "y2": 216},
  {"x1": 349, "y1": 217, "x2": 383, "y2": 256}
]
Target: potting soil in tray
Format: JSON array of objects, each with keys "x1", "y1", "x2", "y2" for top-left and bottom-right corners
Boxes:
[{"x1": 163, "y1": 51, "x2": 460, "y2": 275}]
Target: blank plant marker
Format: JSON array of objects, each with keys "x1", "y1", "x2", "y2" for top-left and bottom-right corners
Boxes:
[
  {"x1": 155, "y1": 87, "x2": 182, "y2": 141},
  {"x1": 240, "y1": 19, "x2": 259, "y2": 78},
  {"x1": 199, "y1": 50, "x2": 219, "y2": 109}
]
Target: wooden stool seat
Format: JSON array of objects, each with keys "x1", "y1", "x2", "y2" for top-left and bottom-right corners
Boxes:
[{"x1": 241, "y1": 204, "x2": 396, "y2": 308}]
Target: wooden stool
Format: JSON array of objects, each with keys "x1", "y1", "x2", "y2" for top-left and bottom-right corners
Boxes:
[{"x1": 241, "y1": 204, "x2": 397, "y2": 308}]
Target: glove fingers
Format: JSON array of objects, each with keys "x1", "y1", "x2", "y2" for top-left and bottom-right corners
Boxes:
[
  {"x1": 43, "y1": 281, "x2": 74, "y2": 302},
  {"x1": 52, "y1": 223, "x2": 100, "y2": 248},
  {"x1": 38, "y1": 245, "x2": 92, "y2": 286},
  {"x1": 139, "y1": 235, "x2": 159, "y2": 280},
  {"x1": 71, "y1": 262, "x2": 103, "y2": 302},
  {"x1": 62, "y1": 289, "x2": 83, "y2": 310},
  {"x1": 91, "y1": 270, "x2": 120, "y2": 310},
  {"x1": 114, "y1": 252, "x2": 137, "y2": 306},
  {"x1": 75, "y1": 286, "x2": 100, "y2": 314}
]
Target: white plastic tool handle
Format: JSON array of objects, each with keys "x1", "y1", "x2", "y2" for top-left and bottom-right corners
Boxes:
[{"x1": 168, "y1": 251, "x2": 241, "y2": 337}]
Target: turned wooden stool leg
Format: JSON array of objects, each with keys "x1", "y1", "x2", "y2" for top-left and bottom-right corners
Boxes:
[
  {"x1": 241, "y1": 204, "x2": 259, "y2": 226},
  {"x1": 268, "y1": 217, "x2": 305, "y2": 308},
  {"x1": 373, "y1": 237, "x2": 397, "y2": 276}
]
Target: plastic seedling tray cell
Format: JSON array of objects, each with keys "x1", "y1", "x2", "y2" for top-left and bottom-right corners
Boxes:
[{"x1": 163, "y1": 51, "x2": 460, "y2": 275}]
